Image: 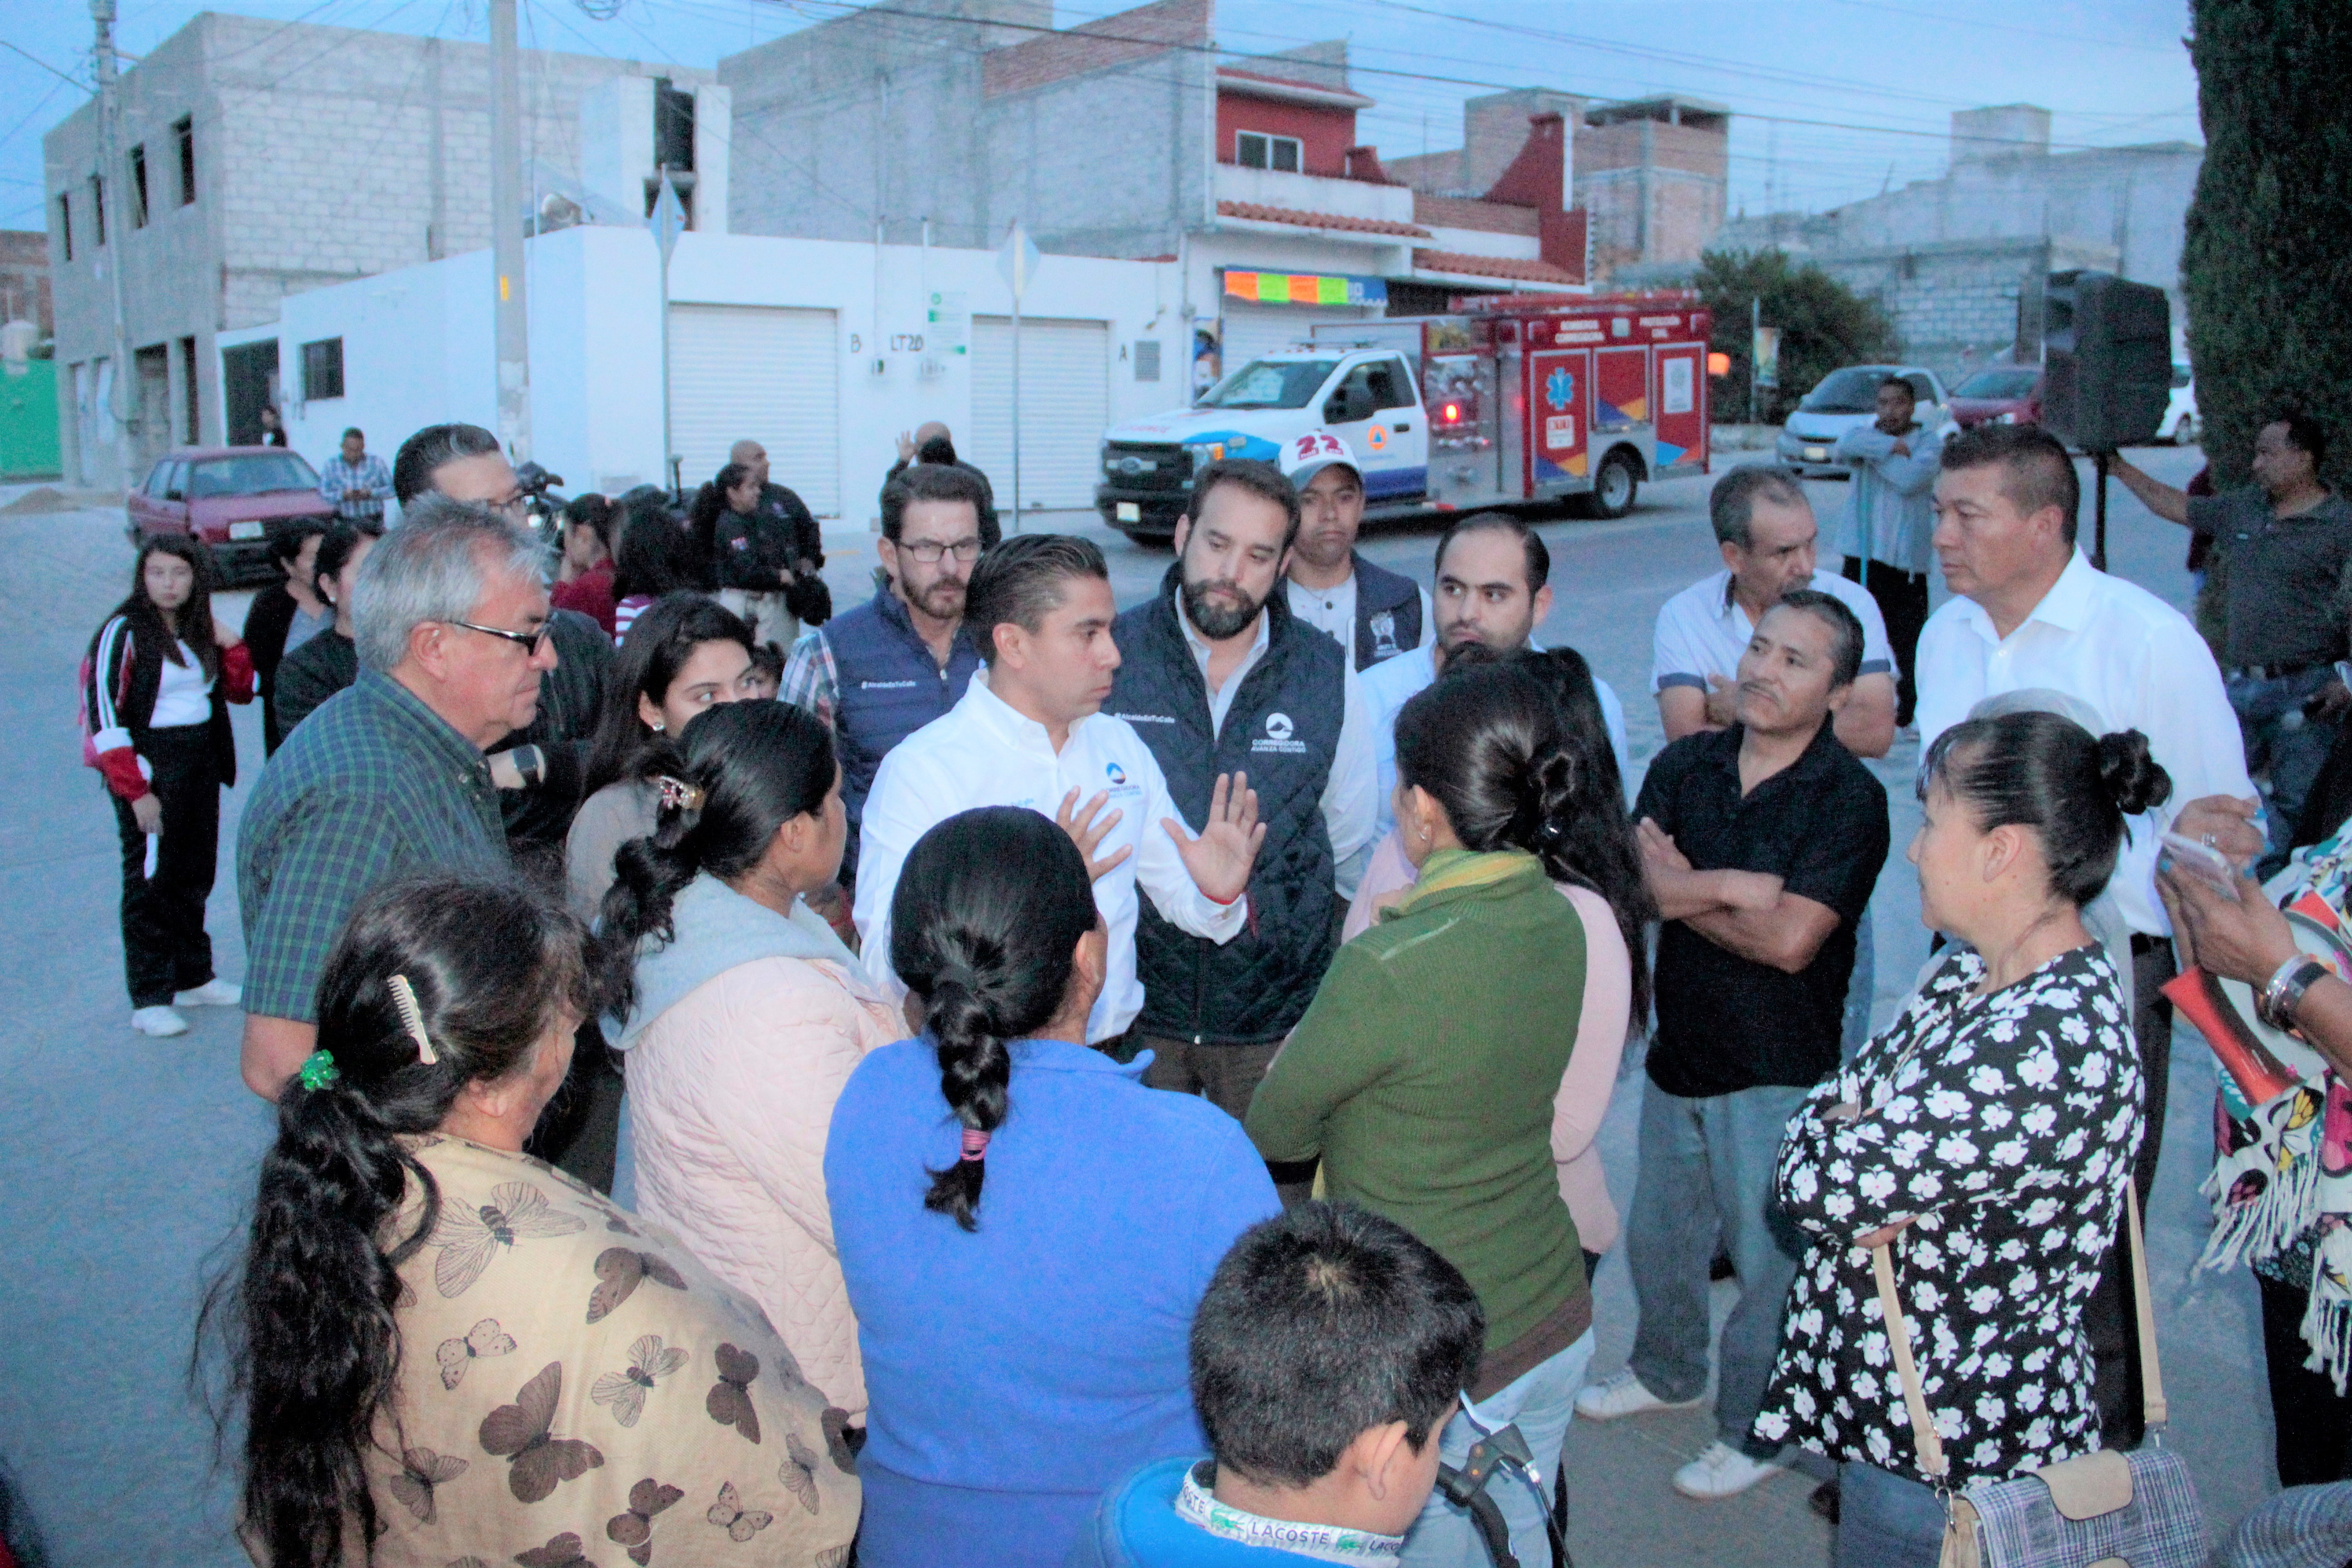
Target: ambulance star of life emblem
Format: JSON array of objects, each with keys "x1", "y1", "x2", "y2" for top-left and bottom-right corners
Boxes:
[{"x1": 1545, "y1": 367, "x2": 1576, "y2": 411}]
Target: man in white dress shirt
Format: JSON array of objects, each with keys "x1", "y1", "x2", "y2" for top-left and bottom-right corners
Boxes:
[
  {"x1": 853, "y1": 534, "x2": 1265, "y2": 1047},
  {"x1": 1280, "y1": 431, "x2": 1434, "y2": 672},
  {"x1": 1362, "y1": 512, "x2": 1633, "y2": 839},
  {"x1": 1915, "y1": 421, "x2": 2259, "y2": 1443}
]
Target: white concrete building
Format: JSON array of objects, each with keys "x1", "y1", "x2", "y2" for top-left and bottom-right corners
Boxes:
[{"x1": 226, "y1": 223, "x2": 1186, "y2": 521}]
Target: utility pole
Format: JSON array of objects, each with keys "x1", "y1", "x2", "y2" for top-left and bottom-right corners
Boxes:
[
  {"x1": 91, "y1": 0, "x2": 134, "y2": 472},
  {"x1": 488, "y1": 0, "x2": 532, "y2": 462}
]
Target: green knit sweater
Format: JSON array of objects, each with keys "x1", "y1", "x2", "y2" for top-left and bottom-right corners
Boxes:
[{"x1": 1245, "y1": 848, "x2": 1590, "y2": 1361}]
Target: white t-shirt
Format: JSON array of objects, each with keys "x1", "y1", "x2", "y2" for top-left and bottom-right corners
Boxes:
[
  {"x1": 150, "y1": 641, "x2": 215, "y2": 728},
  {"x1": 1284, "y1": 573, "x2": 1436, "y2": 667},
  {"x1": 1914, "y1": 549, "x2": 2253, "y2": 938},
  {"x1": 853, "y1": 672, "x2": 1248, "y2": 1043},
  {"x1": 1650, "y1": 568, "x2": 1896, "y2": 697}
]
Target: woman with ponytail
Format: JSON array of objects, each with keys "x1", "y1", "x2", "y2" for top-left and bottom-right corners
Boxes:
[
  {"x1": 1757, "y1": 711, "x2": 2166, "y2": 1567},
  {"x1": 208, "y1": 875, "x2": 856, "y2": 1568},
  {"x1": 825, "y1": 806, "x2": 1279, "y2": 1568},
  {"x1": 1247, "y1": 660, "x2": 1612, "y2": 1568},
  {"x1": 601, "y1": 699, "x2": 900, "y2": 1423}
]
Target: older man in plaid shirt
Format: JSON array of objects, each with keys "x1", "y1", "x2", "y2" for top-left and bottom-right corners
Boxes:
[
  {"x1": 319, "y1": 426, "x2": 394, "y2": 524},
  {"x1": 236, "y1": 496, "x2": 555, "y2": 1098}
]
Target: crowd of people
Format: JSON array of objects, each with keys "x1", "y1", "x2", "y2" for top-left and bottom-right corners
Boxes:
[{"x1": 74, "y1": 394, "x2": 2352, "y2": 1566}]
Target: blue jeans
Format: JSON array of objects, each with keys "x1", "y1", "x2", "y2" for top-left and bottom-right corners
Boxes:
[
  {"x1": 1626, "y1": 1079, "x2": 1811, "y2": 1454},
  {"x1": 1400, "y1": 1329, "x2": 1594, "y2": 1568},
  {"x1": 1841, "y1": 906, "x2": 1876, "y2": 1064},
  {"x1": 1837, "y1": 1461, "x2": 1945, "y2": 1568},
  {"x1": 2228, "y1": 665, "x2": 2339, "y2": 864}
]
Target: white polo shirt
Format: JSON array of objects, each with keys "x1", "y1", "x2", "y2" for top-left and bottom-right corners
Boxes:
[
  {"x1": 1363, "y1": 640, "x2": 1633, "y2": 838},
  {"x1": 853, "y1": 671, "x2": 1248, "y2": 1042},
  {"x1": 1914, "y1": 549, "x2": 2253, "y2": 937},
  {"x1": 1651, "y1": 568, "x2": 1897, "y2": 699}
]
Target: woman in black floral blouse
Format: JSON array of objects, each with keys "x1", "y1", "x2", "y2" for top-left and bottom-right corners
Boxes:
[{"x1": 1754, "y1": 710, "x2": 2169, "y2": 1568}]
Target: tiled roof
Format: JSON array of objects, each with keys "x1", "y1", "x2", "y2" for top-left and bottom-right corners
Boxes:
[
  {"x1": 1216, "y1": 200, "x2": 1431, "y2": 239},
  {"x1": 1412, "y1": 249, "x2": 1579, "y2": 284}
]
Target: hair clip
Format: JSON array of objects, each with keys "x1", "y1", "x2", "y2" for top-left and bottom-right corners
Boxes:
[
  {"x1": 959, "y1": 1127, "x2": 991, "y2": 1163},
  {"x1": 298, "y1": 1050, "x2": 341, "y2": 1091},
  {"x1": 655, "y1": 775, "x2": 706, "y2": 813},
  {"x1": 388, "y1": 974, "x2": 439, "y2": 1066}
]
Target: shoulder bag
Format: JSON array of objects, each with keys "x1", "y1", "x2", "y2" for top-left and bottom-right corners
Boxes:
[{"x1": 1875, "y1": 1185, "x2": 2208, "y2": 1568}]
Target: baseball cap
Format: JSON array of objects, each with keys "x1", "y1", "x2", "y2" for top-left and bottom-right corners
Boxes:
[{"x1": 1283, "y1": 430, "x2": 1362, "y2": 489}]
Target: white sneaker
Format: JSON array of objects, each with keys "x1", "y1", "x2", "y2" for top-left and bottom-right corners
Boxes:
[
  {"x1": 1573, "y1": 1369, "x2": 1704, "y2": 1421},
  {"x1": 174, "y1": 979, "x2": 242, "y2": 1007},
  {"x1": 1671, "y1": 1441, "x2": 1788, "y2": 1500},
  {"x1": 132, "y1": 1005, "x2": 190, "y2": 1037}
]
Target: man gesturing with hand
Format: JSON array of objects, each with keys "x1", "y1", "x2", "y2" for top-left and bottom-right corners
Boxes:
[{"x1": 854, "y1": 534, "x2": 1264, "y2": 1048}]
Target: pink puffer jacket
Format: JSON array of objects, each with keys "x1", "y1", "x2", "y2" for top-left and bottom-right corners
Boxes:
[{"x1": 624, "y1": 953, "x2": 902, "y2": 1418}]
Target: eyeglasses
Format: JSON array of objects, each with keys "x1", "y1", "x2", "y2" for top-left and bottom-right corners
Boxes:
[
  {"x1": 897, "y1": 538, "x2": 984, "y2": 564},
  {"x1": 446, "y1": 617, "x2": 553, "y2": 655}
]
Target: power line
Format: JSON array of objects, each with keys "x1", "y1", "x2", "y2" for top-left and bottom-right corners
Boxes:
[{"x1": 0, "y1": 38, "x2": 88, "y2": 93}]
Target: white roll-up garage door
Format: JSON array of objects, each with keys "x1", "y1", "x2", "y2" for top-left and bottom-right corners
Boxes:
[
  {"x1": 1217, "y1": 301, "x2": 1379, "y2": 372},
  {"x1": 970, "y1": 316, "x2": 1109, "y2": 513},
  {"x1": 668, "y1": 304, "x2": 841, "y2": 516}
]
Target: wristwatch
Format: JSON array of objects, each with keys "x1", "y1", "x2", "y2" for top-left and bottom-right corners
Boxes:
[{"x1": 2256, "y1": 955, "x2": 2333, "y2": 1031}]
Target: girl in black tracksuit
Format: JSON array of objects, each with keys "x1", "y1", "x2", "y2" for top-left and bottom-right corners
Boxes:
[{"x1": 83, "y1": 534, "x2": 253, "y2": 1031}]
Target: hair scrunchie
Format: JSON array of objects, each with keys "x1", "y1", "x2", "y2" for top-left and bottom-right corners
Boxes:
[{"x1": 959, "y1": 1127, "x2": 991, "y2": 1162}]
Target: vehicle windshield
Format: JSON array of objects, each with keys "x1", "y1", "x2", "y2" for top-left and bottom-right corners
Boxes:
[
  {"x1": 1196, "y1": 358, "x2": 1338, "y2": 410},
  {"x1": 188, "y1": 454, "x2": 321, "y2": 498},
  {"x1": 1954, "y1": 368, "x2": 2041, "y2": 400},
  {"x1": 1798, "y1": 368, "x2": 1901, "y2": 414}
]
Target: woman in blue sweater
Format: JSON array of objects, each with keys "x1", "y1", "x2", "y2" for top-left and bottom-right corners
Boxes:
[{"x1": 828, "y1": 806, "x2": 1281, "y2": 1568}]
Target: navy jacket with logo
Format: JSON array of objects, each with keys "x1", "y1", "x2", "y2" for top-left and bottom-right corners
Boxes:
[
  {"x1": 1348, "y1": 553, "x2": 1425, "y2": 671},
  {"x1": 823, "y1": 588, "x2": 983, "y2": 877}
]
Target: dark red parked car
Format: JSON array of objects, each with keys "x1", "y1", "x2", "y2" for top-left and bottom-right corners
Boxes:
[
  {"x1": 124, "y1": 446, "x2": 336, "y2": 587},
  {"x1": 1948, "y1": 366, "x2": 2044, "y2": 430}
]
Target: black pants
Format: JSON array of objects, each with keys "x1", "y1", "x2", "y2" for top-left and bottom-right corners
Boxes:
[
  {"x1": 109, "y1": 724, "x2": 220, "y2": 1009},
  {"x1": 1842, "y1": 558, "x2": 1931, "y2": 727},
  {"x1": 2086, "y1": 938, "x2": 2176, "y2": 1447},
  {"x1": 2260, "y1": 1271, "x2": 2352, "y2": 1487}
]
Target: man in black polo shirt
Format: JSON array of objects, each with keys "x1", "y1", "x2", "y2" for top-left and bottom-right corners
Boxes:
[{"x1": 1574, "y1": 588, "x2": 1890, "y2": 1502}]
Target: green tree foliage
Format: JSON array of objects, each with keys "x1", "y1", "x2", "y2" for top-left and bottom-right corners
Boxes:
[
  {"x1": 2183, "y1": 0, "x2": 2352, "y2": 488},
  {"x1": 1695, "y1": 249, "x2": 1900, "y2": 425}
]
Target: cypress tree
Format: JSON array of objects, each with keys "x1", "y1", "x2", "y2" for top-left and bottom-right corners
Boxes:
[{"x1": 2181, "y1": 0, "x2": 2352, "y2": 488}]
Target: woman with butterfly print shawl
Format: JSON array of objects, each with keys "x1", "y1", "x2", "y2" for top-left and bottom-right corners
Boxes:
[{"x1": 206, "y1": 877, "x2": 856, "y2": 1568}]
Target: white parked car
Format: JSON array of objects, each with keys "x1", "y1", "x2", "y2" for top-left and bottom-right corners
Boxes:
[
  {"x1": 2163, "y1": 365, "x2": 2200, "y2": 445},
  {"x1": 1776, "y1": 364, "x2": 1959, "y2": 478}
]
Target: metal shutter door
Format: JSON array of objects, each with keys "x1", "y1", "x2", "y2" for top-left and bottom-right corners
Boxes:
[
  {"x1": 1217, "y1": 301, "x2": 1377, "y2": 371},
  {"x1": 970, "y1": 316, "x2": 1109, "y2": 511},
  {"x1": 668, "y1": 305, "x2": 841, "y2": 516}
]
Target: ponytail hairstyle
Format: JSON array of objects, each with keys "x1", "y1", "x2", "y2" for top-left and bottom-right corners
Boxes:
[
  {"x1": 597, "y1": 699, "x2": 838, "y2": 1021},
  {"x1": 887, "y1": 806, "x2": 1098, "y2": 1231},
  {"x1": 103, "y1": 531, "x2": 223, "y2": 679},
  {"x1": 201, "y1": 877, "x2": 592, "y2": 1568},
  {"x1": 581, "y1": 593, "x2": 755, "y2": 797},
  {"x1": 1920, "y1": 710, "x2": 2173, "y2": 908}
]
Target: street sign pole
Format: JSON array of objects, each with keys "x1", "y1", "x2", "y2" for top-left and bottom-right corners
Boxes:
[
  {"x1": 650, "y1": 176, "x2": 685, "y2": 499},
  {"x1": 998, "y1": 220, "x2": 1040, "y2": 529},
  {"x1": 488, "y1": 0, "x2": 531, "y2": 462}
]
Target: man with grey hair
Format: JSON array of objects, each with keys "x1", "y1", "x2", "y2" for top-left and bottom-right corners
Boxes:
[{"x1": 235, "y1": 495, "x2": 556, "y2": 1098}]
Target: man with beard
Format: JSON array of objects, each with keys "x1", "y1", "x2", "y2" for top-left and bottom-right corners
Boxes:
[
  {"x1": 781, "y1": 462, "x2": 990, "y2": 884},
  {"x1": 1107, "y1": 459, "x2": 1377, "y2": 1122},
  {"x1": 1361, "y1": 512, "x2": 1632, "y2": 839},
  {"x1": 1279, "y1": 431, "x2": 1431, "y2": 671}
]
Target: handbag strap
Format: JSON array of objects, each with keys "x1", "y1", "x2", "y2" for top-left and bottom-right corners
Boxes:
[{"x1": 1873, "y1": 1181, "x2": 2167, "y2": 1487}]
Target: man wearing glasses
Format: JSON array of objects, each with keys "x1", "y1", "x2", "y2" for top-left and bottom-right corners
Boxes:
[
  {"x1": 390, "y1": 422, "x2": 528, "y2": 521},
  {"x1": 236, "y1": 495, "x2": 558, "y2": 1099},
  {"x1": 781, "y1": 463, "x2": 991, "y2": 883}
]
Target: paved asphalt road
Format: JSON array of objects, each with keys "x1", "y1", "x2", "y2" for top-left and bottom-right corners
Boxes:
[{"x1": 0, "y1": 441, "x2": 2271, "y2": 1568}]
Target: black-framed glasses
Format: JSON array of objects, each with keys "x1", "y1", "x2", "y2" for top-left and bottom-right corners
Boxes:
[
  {"x1": 897, "y1": 538, "x2": 983, "y2": 564},
  {"x1": 446, "y1": 617, "x2": 553, "y2": 655}
]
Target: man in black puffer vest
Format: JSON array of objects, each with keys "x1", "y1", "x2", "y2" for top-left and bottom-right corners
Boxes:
[{"x1": 1107, "y1": 460, "x2": 1378, "y2": 1129}]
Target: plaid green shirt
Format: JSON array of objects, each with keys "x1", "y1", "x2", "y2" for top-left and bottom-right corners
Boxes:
[{"x1": 237, "y1": 670, "x2": 510, "y2": 1022}]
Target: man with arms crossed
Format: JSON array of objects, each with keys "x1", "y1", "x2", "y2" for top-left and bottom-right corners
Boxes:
[
  {"x1": 854, "y1": 534, "x2": 1265, "y2": 1047},
  {"x1": 1579, "y1": 590, "x2": 1890, "y2": 1501}
]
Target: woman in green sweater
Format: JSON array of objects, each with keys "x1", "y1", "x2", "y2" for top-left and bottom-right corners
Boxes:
[{"x1": 1246, "y1": 661, "x2": 1603, "y2": 1568}]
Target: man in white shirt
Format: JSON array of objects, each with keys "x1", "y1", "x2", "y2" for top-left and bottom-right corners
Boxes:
[
  {"x1": 1915, "y1": 421, "x2": 2259, "y2": 1444},
  {"x1": 1363, "y1": 512, "x2": 1633, "y2": 839},
  {"x1": 1280, "y1": 431, "x2": 1434, "y2": 671},
  {"x1": 1107, "y1": 459, "x2": 1377, "y2": 1119},
  {"x1": 1651, "y1": 465, "x2": 1899, "y2": 759},
  {"x1": 854, "y1": 534, "x2": 1264, "y2": 1046}
]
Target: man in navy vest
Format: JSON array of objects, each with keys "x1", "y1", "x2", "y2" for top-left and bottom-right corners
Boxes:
[
  {"x1": 779, "y1": 463, "x2": 988, "y2": 884},
  {"x1": 1107, "y1": 459, "x2": 1377, "y2": 1122},
  {"x1": 1281, "y1": 431, "x2": 1431, "y2": 672}
]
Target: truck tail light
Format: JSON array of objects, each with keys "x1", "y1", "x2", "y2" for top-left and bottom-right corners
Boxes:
[{"x1": 1441, "y1": 402, "x2": 1461, "y2": 423}]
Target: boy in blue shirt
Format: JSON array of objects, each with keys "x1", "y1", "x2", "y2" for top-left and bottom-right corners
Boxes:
[{"x1": 1072, "y1": 1203, "x2": 1485, "y2": 1566}]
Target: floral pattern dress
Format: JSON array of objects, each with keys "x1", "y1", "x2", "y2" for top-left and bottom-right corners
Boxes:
[
  {"x1": 1754, "y1": 945, "x2": 2144, "y2": 1485},
  {"x1": 364, "y1": 1134, "x2": 859, "y2": 1567}
]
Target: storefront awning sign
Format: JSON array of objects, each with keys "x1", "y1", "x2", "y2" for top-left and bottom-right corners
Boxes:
[{"x1": 1222, "y1": 271, "x2": 1387, "y2": 308}]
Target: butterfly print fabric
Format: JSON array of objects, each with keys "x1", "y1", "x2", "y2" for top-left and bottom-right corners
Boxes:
[{"x1": 363, "y1": 1134, "x2": 858, "y2": 1565}]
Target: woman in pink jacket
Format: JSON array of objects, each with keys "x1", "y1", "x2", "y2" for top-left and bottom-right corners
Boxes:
[{"x1": 600, "y1": 698, "x2": 900, "y2": 1423}]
